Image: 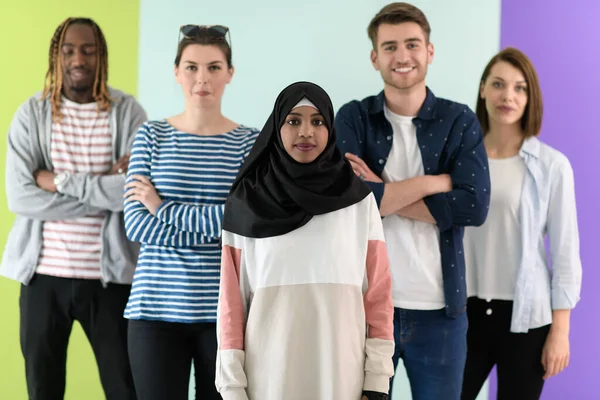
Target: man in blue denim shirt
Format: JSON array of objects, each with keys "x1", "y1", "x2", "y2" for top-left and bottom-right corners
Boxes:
[{"x1": 335, "y1": 3, "x2": 490, "y2": 400}]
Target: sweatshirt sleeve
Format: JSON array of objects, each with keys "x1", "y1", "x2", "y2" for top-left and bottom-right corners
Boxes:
[
  {"x1": 215, "y1": 230, "x2": 251, "y2": 400},
  {"x1": 362, "y1": 194, "x2": 395, "y2": 394}
]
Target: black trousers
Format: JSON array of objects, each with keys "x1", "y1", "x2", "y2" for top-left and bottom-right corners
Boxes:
[
  {"x1": 128, "y1": 319, "x2": 221, "y2": 400},
  {"x1": 461, "y1": 297, "x2": 550, "y2": 400},
  {"x1": 19, "y1": 273, "x2": 136, "y2": 400}
]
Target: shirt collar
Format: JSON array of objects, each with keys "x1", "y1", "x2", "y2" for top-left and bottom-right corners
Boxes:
[{"x1": 520, "y1": 136, "x2": 541, "y2": 159}]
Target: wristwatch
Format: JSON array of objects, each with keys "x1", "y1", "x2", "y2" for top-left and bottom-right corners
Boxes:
[{"x1": 53, "y1": 172, "x2": 69, "y2": 193}]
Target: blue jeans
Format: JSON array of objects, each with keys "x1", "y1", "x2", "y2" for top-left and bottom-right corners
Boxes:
[{"x1": 389, "y1": 307, "x2": 468, "y2": 400}]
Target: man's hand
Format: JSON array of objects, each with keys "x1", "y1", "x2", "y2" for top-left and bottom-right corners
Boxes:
[
  {"x1": 345, "y1": 153, "x2": 383, "y2": 183},
  {"x1": 34, "y1": 170, "x2": 57, "y2": 193},
  {"x1": 124, "y1": 174, "x2": 163, "y2": 215},
  {"x1": 107, "y1": 154, "x2": 130, "y2": 175}
]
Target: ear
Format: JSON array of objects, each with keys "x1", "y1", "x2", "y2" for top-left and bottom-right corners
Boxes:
[
  {"x1": 370, "y1": 49, "x2": 380, "y2": 71},
  {"x1": 226, "y1": 65, "x2": 235, "y2": 84},
  {"x1": 174, "y1": 65, "x2": 182, "y2": 85},
  {"x1": 479, "y1": 81, "x2": 485, "y2": 99},
  {"x1": 427, "y1": 42, "x2": 435, "y2": 65}
]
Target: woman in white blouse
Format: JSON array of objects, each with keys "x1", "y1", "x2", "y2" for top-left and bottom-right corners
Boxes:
[{"x1": 461, "y1": 47, "x2": 582, "y2": 400}]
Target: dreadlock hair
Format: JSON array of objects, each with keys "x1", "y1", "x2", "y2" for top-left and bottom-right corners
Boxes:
[{"x1": 42, "y1": 17, "x2": 112, "y2": 122}]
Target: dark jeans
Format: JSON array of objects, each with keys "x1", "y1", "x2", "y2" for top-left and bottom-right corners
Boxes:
[
  {"x1": 461, "y1": 297, "x2": 550, "y2": 400},
  {"x1": 389, "y1": 307, "x2": 468, "y2": 400},
  {"x1": 128, "y1": 319, "x2": 221, "y2": 400},
  {"x1": 19, "y1": 273, "x2": 135, "y2": 400}
]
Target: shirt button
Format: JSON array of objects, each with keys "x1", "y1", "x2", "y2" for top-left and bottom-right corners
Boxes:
[
  {"x1": 486, "y1": 308, "x2": 493, "y2": 316},
  {"x1": 387, "y1": 136, "x2": 392, "y2": 141},
  {"x1": 379, "y1": 159, "x2": 384, "y2": 164}
]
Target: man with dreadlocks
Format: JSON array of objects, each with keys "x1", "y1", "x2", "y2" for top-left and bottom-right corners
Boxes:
[{"x1": 1, "y1": 17, "x2": 146, "y2": 399}]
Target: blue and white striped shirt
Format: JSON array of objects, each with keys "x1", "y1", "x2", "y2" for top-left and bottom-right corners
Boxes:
[{"x1": 124, "y1": 120, "x2": 259, "y2": 323}]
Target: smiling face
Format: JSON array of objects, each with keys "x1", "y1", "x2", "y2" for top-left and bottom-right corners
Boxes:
[
  {"x1": 370, "y1": 22, "x2": 434, "y2": 92},
  {"x1": 60, "y1": 23, "x2": 98, "y2": 98},
  {"x1": 279, "y1": 105, "x2": 329, "y2": 163}
]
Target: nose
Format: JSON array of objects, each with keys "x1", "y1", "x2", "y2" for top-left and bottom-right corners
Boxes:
[
  {"x1": 298, "y1": 124, "x2": 314, "y2": 138},
  {"x1": 501, "y1": 87, "x2": 516, "y2": 103},
  {"x1": 72, "y1": 49, "x2": 86, "y2": 67},
  {"x1": 395, "y1": 48, "x2": 411, "y2": 64},
  {"x1": 197, "y1": 68, "x2": 208, "y2": 84}
]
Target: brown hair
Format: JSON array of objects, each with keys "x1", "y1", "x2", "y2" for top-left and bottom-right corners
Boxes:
[
  {"x1": 367, "y1": 2, "x2": 431, "y2": 49},
  {"x1": 476, "y1": 47, "x2": 543, "y2": 137},
  {"x1": 42, "y1": 18, "x2": 111, "y2": 122},
  {"x1": 174, "y1": 36, "x2": 232, "y2": 68}
]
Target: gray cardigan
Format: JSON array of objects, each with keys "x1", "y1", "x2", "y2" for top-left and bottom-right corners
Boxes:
[{"x1": 1, "y1": 87, "x2": 147, "y2": 285}]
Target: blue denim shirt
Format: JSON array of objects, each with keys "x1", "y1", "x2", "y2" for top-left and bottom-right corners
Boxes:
[{"x1": 335, "y1": 88, "x2": 491, "y2": 317}]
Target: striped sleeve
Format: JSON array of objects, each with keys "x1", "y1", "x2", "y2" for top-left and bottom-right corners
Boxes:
[
  {"x1": 155, "y1": 201, "x2": 224, "y2": 237},
  {"x1": 124, "y1": 124, "x2": 206, "y2": 246},
  {"x1": 152, "y1": 128, "x2": 258, "y2": 237},
  {"x1": 216, "y1": 230, "x2": 250, "y2": 400},
  {"x1": 362, "y1": 193, "x2": 395, "y2": 394},
  {"x1": 242, "y1": 130, "x2": 259, "y2": 160}
]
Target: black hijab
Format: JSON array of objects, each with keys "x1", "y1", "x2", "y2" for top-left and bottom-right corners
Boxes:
[{"x1": 222, "y1": 81, "x2": 370, "y2": 238}]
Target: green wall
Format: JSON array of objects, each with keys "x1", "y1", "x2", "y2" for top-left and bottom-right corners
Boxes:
[{"x1": 0, "y1": 2, "x2": 140, "y2": 398}]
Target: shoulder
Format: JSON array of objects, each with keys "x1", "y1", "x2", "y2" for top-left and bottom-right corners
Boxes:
[
  {"x1": 337, "y1": 93, "x2": 380, "y2": 120},
  {"x1": 108, "y1": 86, "x2": 145, "y2": 112},
  {"x1": 535, "y1": 138, "x2": 573, "y2": 173},
  {"x1": 135, "y1": 120, "x2": 173, "y2": 139},
  {"x1": 435, "y1": 96, "x2": 477, "y2": 125},
  {"x1": 234, "y1": 125, "x2": 260, "y2": 141},
  {"x1": 221, "y1": 229, "x2": 247, "y2": 249},
  {"x1": 9, "y1": 92, "x2": 48, "y2": 132}
]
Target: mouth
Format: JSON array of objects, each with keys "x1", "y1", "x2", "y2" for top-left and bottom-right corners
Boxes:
[
  {"x1": 68, "y1": 69, "x2": 90, "y2": 80},
  {"x1": 294, "y1": 143, "x2": 317, "y2": 152},
  {"x1": 497, "y1": 105, "x2": 515, "y2": 113},
  {"x1": 196, "y1": 91, "x2": 211, "y2": 96},
  {"x1": 392, "y1": 66, "x2": 416, "y2": 74}
]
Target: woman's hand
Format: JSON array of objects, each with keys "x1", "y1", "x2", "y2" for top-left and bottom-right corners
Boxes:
[{"x1": 124, "y1": 175, "x2": 163, "y2": 215}]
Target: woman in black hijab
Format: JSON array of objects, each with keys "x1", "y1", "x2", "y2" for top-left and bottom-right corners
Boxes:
[{"x1": 216, "y1": 82, "x2": 394, "y2": 400}]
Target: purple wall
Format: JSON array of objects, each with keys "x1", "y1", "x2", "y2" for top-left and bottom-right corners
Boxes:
[{"x1": 495, "y1": 1, "x2": 600, "y2": 398}]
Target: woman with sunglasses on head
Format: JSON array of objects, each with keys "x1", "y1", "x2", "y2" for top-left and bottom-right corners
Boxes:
[
  {"x1": 123, "y1": 25, "x2": 259, "y2": 400},
  {"x1": 461, "y1": 48, "x2": 582, "y2": 400},
  {"x1": 215, "y1": 82, "x2": 394, "y2": 400}
]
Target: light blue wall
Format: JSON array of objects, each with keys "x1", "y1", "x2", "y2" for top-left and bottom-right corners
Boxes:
[{"x1": 138, "y1": 1, "x2": 501, "y2": 398}]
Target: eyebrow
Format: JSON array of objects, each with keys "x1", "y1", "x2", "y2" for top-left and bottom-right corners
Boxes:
[
  {"x1": 288, "y1": 112, "x2": 323, "y2": 117},
  {"x1": 380, "y1": 37, "x2": 422, "y2": 48},
  {"x1": 61, "y1": 42, "x2": 96, "y2": 47},
  {"x1": 491, "y1": 76, "x2": 527, "y2": 84},
  {"x1": 182, "y1": 60, "x2": 224, "y2": 65}
]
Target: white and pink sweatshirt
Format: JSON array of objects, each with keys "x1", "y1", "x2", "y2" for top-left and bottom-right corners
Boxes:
[{"x1": 216, "y1": 193, "x2": 394, "y2": 400}]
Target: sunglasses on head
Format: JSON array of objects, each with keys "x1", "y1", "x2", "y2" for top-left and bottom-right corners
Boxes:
[{"x1": 179, "y1": 24, "x2": 229, "y2": 40}]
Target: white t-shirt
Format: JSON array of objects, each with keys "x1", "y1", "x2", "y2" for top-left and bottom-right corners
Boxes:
[
  {"x1": 381, "y1": 106, "x2": 445, "y2": 310},
  {"x1": 464, "y1": 155, "x2": 526, "y2": 300}
]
